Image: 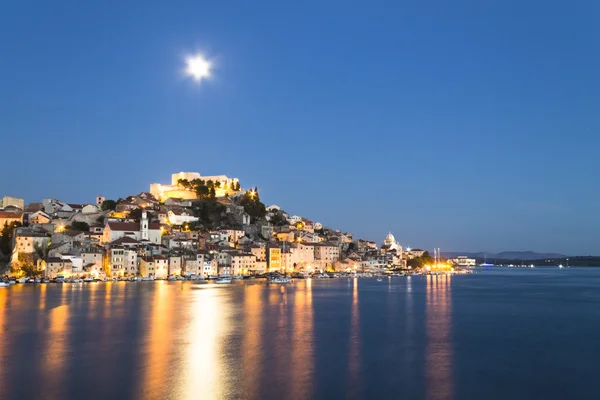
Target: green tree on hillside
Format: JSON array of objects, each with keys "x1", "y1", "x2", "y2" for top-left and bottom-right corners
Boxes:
[
  {"x1": 100, "y1": 199, "x2": 117, "y2": 211},
  {"x1": 239, "y1": 190, "x2": 266, "y2": 223},
  {"x1": 0, "y1": 221, "x2": 22, "y2": 256},
  {"x1": 71, "y1": 221, "x2": 90, "y2": 231}
]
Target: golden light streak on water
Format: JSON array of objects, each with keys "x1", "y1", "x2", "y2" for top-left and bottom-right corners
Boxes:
[
  {"x1": 290, "y1": 279, "x2": 315, "y2": 399},
  {"x1": 347, "y1": 277, "x2": 361, "y2": 397},
  {"x1": 180, "y1": 287, "x2": 229, "y2": 399},
  {"x1": 141, "y1": 281, "x2": 172, "y2": 400},
  {"x1": 242, "y1": 284, "x2": 263, "y2": 398},
  {"x1": 39, "y1": 286, "x2": 70, "y2": 398},
  {"x1": 426, "y1": 274, "x2": 453, "y2": 400}
]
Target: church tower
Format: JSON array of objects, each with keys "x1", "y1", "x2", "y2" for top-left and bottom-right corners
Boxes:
[{"x1": 141, "y1": 210, "x2": 149, "y2": 240}]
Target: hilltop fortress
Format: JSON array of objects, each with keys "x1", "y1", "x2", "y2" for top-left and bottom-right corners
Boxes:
[{"x1": 150, "y1": 172, "x2": 240, "y2": 201}]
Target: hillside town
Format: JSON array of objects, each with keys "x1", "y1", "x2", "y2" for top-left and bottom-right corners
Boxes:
[{"x1": 0, "y1": 172, "x2": 467, "y2": 281}]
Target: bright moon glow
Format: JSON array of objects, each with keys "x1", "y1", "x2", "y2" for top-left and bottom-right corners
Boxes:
[{"x1": 185, "y1": 54, "x2": 212, "y2": 82}]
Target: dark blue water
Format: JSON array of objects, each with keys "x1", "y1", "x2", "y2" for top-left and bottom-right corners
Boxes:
[{"x1": 1, "y1": 268, "x2": 600, "y2": 399}]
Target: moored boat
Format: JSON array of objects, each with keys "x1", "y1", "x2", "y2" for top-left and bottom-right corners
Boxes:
[{"x1": 215, "y1": 277, "x2": 232, "y2": 284}]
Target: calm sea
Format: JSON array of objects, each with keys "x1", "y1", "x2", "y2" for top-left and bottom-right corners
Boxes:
[{"x1": 1, "y1": 268, "x2": 600, "y2": 399}]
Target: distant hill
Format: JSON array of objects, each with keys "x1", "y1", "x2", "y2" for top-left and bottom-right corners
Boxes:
[{"x1": 442, "y1": 251, "x2": 568, "y2": 260}]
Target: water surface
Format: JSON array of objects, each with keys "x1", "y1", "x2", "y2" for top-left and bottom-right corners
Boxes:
[{"x1": 1, "y1": 268, "x2": 599, "y2": 399}]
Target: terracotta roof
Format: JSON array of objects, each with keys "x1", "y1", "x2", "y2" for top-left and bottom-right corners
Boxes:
[
  {"x1": 110, "y1": 236, "x2": 141, "y2": 245},
  {"x1": 0, "y1": 211, "x2": 23, "y2": 218},
  {"x1": 106, "y1": 222, "x2": 160, "y2": 231},
  {"x1": 62, "y1": 230, "x2": 85, "y2": 237}
]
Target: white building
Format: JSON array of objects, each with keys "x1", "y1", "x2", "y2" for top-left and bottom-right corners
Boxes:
[
  {"x1": 452, "y1": 256, "x2": 477, "y2": 267},
  {"x1": 102, "y1": 211, "x2": 161, "y2": 244}
]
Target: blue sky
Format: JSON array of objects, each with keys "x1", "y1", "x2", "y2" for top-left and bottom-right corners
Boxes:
[{"x1": 1, "y1": 1, "x2": 599, "y2": 254}]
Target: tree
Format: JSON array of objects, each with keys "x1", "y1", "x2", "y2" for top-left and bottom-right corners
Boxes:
[
  {"x1": 0, "y1": 221, "x2": 22, "y2": 256},
  {"x1": 209, "y1": 187, "x2": 216, "y2": 198},
  {"x1": 234, "y1": 181, "x2": 240, "y2": 191},
  {"x1": 129, "y1": 208, "x2": 144, "y2": 222},
  {"x1": 71, "y1": 221, "x2": 90, "y2": 231},
  {"x1": 270, "y1": 211, "x2": 288, "y2": 227},
  {"x1": 239, "y1": 191, "x2": 266, "y2": 223},
  {"x1": 421, "y1": 251, "x2": 434, "y2": 265},
  {"x1": 101, "y1": 199, "x2": 117, "y2": 211},
  {"x1": 230, "y1": 182, "x2": 235, "y2": 191}
]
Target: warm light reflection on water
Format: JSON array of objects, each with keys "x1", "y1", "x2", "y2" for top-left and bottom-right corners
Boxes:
[
  {"x1": 426, "y1": 274, "x2": 453, "y2": 400},
  {"x1": 142, "y1": 281, "x2": 173, "y2": 400},
  {"x1": 347, "y1": 277, "x2": 361, "y2": 397},
  {"x1": 242, "y1": 284, "x2": 263, "y2": 397},
  {"x1": 40, "y1": 287, "x2": 70, "y2": 398},
  {"x1": 181, "y1": 286, "x2": 230, "y2": 399},
  {"x1": 291, "y1": 279, "x2": 314, "y2": 399}
]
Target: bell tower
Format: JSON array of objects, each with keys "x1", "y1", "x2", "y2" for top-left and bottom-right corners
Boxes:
[{"x1": 141, "y1": 210, "x2": 149, "y2": 240}]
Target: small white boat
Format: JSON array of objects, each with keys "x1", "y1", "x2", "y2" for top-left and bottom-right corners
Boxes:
[
  {"x1": 72, "y1": 278, "x2": 83, "y2": 283},
  {"x1": 18, "y1": 277, "x2": 28, "y2": 284},
  {"x1": 376, "y1": 278, "x2": 383, "y2": 282},
  {"x1": 83, "y1": 277, "x2": 94, "y2": 282},
  {"x1": 0, "y1": 282, "x2": 9, "y2": 288},
  {"x1": 269, "y1": 277, "x2": 291, "y2": 284},
  {"x1": 215, "y1": 277, "x2": 232, "y2": 284}
]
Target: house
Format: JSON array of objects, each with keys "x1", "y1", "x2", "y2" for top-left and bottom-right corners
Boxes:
[
  {"x1": 45, "y1": 257, "x2": 73, "y2": 279},
  {"x1": 267, "y1": 243, "x2": 281, "y2": 272},
  {"x1": 140, "y1": 256, "x2": 169, "y2": 279},
  {"x1": 102, "y1": 211, "x2": 161, "y2": 244},
  {"x1": 451, "y1": 256, "x2": 476, "y2": 267},
  {"x1": 166, "y1": 209, "x2": 198, "y2": 226},
  {"x1": 29, "y1": 211, "x2": 51, "y2": 224},
  {"x1": 108, "y1": 247, "x2": 138, "y2": 277},
  {"x1": 287, "y1": 215, "x2": 303, "y2": 225},
  {"x1": 82, "y1": 204, "x2": 100, "y2": 214},
  {"x1": 11, "y1": 228, "x2": 50, "y2": 263},
  {"x1": 247, "y1": 244, "x2": 266, "y2": 262},
  {"x1": 81, "y1": 249, "x2": 104, "y2": 270},
  {"x1": 0, "y1": 211, "x2": 23, "y2": 229},
  {"x1": 110, "y1": 236, "x2": 142, "y2": 249},
  {"x1": 314, "y1": 242, "x2": 341, "y2": 266},
  {"x1": 169, "y1": 255, "x2": 183, "y2": 276}
]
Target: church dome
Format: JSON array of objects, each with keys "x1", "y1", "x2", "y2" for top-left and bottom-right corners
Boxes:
[{"x1": 384, "y1": 232, "x2": 396, "y2": 244}]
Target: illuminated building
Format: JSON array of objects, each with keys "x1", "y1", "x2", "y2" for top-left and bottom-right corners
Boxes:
[{"x1": 149, "y1": 172, "x2": 240, "y2": 201}]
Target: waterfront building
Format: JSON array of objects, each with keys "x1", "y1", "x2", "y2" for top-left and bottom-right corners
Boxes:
[
  {"x1": 314, "y1": 242, "x2": 341, "y2": 268},
  {"x1": 44, "y1": 257, "x2": 73, "y2": 279},
  {"x1": 140, "y1": 256, "x2": 168, "y2": 279},
  {"x1": 267, "y1": 243, "x2": 282, "y2": 272},
  {"x1": 108, "y1": 247, "x2": 138, "y2": 277},
  {"x1": 452, "y1": 256, "x2": 477, "y2": 267}
]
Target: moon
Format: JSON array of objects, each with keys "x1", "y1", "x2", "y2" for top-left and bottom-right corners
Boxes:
[{"x1": 185, "y1": 54, "x2": 212, "y2": 82}]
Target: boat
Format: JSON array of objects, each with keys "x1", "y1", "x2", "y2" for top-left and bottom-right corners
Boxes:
[
  {"x1": 18, "y1": 277, "x2": 28, "y2": 284},
  {"x1": 269, "y1": 277, "x2": 291, "y2": 284},
  {"x1": 55, "y1": 275, "x2": 65, "y2": 283},
  {"x1": 376, "y1": 278, "x2": 383, "y2": 282},
  {"x1": 34, "y1": 278, "x2": 42, "y2": 283},
  {"x1": 215, "y1": 277, "x2": 232, "y2": 284},
  {"x1": 72, "y1": 278, "x2": 83, "y2": 283},
  {"x1": 0, "y1": 282, "x2": 9, "y2": 288},
  {"x1": 83, "y1": 277, "x2": 94, "y2": 282}
]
